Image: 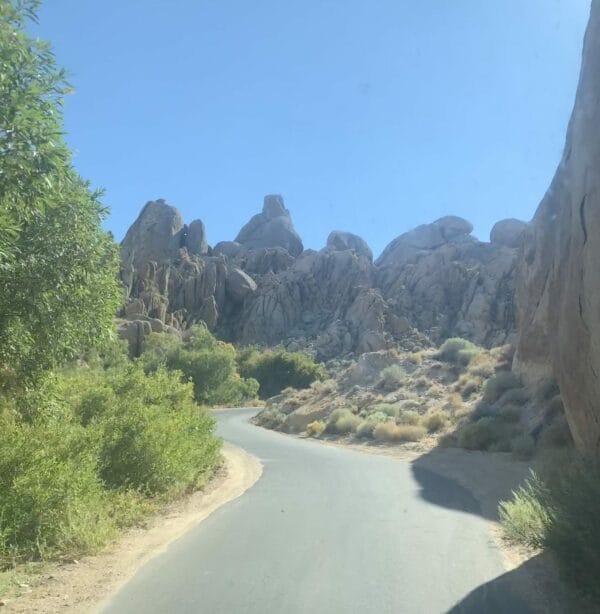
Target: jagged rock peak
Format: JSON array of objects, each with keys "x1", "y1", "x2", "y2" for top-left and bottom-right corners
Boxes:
[
  {"x1": 121, "y1": 199, "x2": 185, "y2": 269},
  {"x1": 235, "y1": 194, "x2": 304, "y2": 257},
  {"x1": 326, "y1": 231, "x2": 373, "y2": 262},
  {"x1": 120, "y1": 199, "x2": 208, "y2": 271}
]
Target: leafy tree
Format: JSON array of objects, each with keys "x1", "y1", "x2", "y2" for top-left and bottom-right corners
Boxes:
[
  {"x1": 0, "y1": 1, "x2": 122, "y2": 385},
  {"x1": 238, "y1": 348, "x2": 324, "y2": 398},
  {"x1": 138, "y1": 326, "x2": 259, "y2": 406}
]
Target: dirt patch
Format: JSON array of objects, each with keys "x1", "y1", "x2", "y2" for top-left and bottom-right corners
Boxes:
[{"x1": 0, "y1": 443, "x2": 262, "y2": 614}]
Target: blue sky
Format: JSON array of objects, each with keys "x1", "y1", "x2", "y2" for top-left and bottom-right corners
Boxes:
[{"x1": 35, "y1": 0, "x2": 590, "y2": 257}]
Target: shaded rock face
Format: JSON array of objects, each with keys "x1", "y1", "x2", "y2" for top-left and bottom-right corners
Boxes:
[
  {"x1": 120, "y1": 195, "x2": 525, "y2": 360},
  {"x1": 235, "y1": 194, "x2": 304, "y2": 256},
  {"x1": 514, "y1": 2, "x2": 600, "y2": 457}
]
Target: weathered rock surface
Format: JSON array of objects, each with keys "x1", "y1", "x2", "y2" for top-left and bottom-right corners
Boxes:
[
  {"x1": 119, "y1": 195, "x2": 525, "y2": 360},
  {"x1": 235, "y1": 194, "x2": 303, "y2": 256},
  {"x1": 326, "y1": 231, "x2": 373, "y2": 262},
  {"x1": 514, "y1": 2, "x2": 600, "y2": 457},
  {"x1": 490, "y1": 219, "x2": 528, "y2": 248},
  {"x1": 377, "y1": 220, "x2": 519, "y2": 347}
]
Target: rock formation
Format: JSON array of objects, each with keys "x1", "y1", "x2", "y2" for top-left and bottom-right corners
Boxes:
[
  {"x1": 376, "y1": 217, "x2": 519, "y2": 347},
  {"x1": 119, "y1": 195, "x2": 525, "y2": 361},
  {"x1": 235, "y1": 194, "x2": 303, "y2": 256},
  {"x1": 514, "y1": 1, "x2": 600, "y2": 457}
]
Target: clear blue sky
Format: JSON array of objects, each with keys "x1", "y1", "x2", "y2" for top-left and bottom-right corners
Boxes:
[{"x1": 35, "y1": 0, "x2": 590, "y2": 257}]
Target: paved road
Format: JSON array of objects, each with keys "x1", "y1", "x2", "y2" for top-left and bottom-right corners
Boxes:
[{"x1": 101, "y1": 409, "x2": 532, "y2": 614}]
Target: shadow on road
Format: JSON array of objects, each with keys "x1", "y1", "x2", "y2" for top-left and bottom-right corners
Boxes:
[
  {"x1": 445, "y1": 552, "x2": 573, "y2": 614},
  {"x1": 410, "y1": 448, "x2": 575, "y2": 613},
  {"x1": 410, "y1": 462, "x2": 481, "y2": 516}
]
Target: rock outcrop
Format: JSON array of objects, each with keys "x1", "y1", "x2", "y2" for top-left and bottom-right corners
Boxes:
[
  {"x1": 514, "y1": 1, "x2": 600, "y2": 457},
  {"x1": 376, "y1": 218, "x2": 519, "y2": 347},
  {"x1": 119, "y1": 195, "x2": 525, "y2": 360},
  {"x1": 235, "y1": 194, "x2": 303, "y2": 256}
]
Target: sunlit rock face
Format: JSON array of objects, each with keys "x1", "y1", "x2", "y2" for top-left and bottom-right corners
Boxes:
[
  {"x1": 235, "y1": 194, "x2": 304, "y2": 256},
  {"x1": 376, "y1": 217, "x2": 521, "y2": 348},
  {"x1": 119, "y1": 195, "x2": 525, "y2": 359},
  {"x1": 514, "y1": 2, "x2": 600, "y2": 457}
]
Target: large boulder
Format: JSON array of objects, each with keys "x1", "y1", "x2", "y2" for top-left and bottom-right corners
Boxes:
[
  {"x1": 514, "y1": 2, "x2": 600, "y2": 457},
  {"x1": 235, "y1": 195, "x2": 304, "y2": 256},
  {"x1": 490, "y1": 219, "x2": 528, "y2": 248},
  {"x1": 326, "y1": 230, "x2": 373, "y2": 261},
  {"x1": 376, "y1": 215, "x2": 474, "y2": 267},
  {"x1": 120, "y1": 199, "x2": 185, "y2": 272}
]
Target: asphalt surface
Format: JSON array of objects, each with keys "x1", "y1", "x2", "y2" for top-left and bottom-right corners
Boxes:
[{"x1": 101, "y1": 409, "x2": 532, "y2": 614}]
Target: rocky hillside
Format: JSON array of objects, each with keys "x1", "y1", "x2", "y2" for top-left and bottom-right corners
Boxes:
[
  {"x1": 514, "y1": 1, "x2": 600, "y2": 458},
  {"x1": 119, "y1": 195, "x2": 526, "y2": 359}
]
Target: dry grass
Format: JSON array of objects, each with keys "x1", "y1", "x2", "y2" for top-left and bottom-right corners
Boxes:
[
  {"x1": 372, "y1": 422, "x2": 426, "y2": 443},
  {"x1": 305, "y1": 420, "x2": 326, "y2": 437},
  {"x1": 422, "y1": 411, "x2": 448, "y2": 433}
]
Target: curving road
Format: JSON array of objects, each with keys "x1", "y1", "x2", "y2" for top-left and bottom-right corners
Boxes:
[{"x1": 101, "y1": 409, "x2": 532, "y2": 614}]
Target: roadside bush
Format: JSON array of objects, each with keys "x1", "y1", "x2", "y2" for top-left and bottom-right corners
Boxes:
[
  {"x1": 457, "y1": 417, "x2": 499, "y2": 450},
  {"x1": 397, "y1": 410, "x2": 421, "y2": 426},
  {"x1": 306, "y1": 420, "x2": 326, "y2": 437},
  {"x1": 511, "y1": 434, "x2": 536, "y2": 460},
  {"x1": 238, "y1": 348, "x2": 324, "y2": 398},
  {"x1": 378, "y1": 365, "x2": 407, "y2": 391},
  {"x1": 256, "y1": 408, "x2": 286, "y2": 430},
  {"x1": 369, "y1": 403, "x2": 399, "y2": 418},
  {"x1": 372, "y1": 421, "x2": 426, "y2": 443},
  {"x1": 355, "y1": 412, "x2": 388, "y2": 439},
  {"x1": 497, "y1": 387, "x2": 530, "y2": 407},
  {"x1": 435, "y1": 338, "x2": 479, "y2": 366},
  {"x1": 326, "y1": 409, "x2": 361, "y2": 434},
  {"x1": 500, "y1": 461, "x2": 600, "y2": 601},
  {"x1": 499, "y1": 473, "x2": 550, "y2": 548},
  {"x1": 0, "y1": 419, "x2": 114, "y2": 561},
  {"x1": 423, "y1": 411, "x2": 448, "y2": 433},
  {"x1": 481, "y1": 372, "x2": 522, "y2": 405},
  {"x1": 539, "y1": 415, "x2": 573, "y2": 448}
]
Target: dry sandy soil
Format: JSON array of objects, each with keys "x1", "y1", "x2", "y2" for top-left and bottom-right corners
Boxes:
[{"x1": 0, "y1": 443, "x2": 262, "y2": 614}]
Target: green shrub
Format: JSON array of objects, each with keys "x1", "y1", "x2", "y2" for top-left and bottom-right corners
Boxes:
[
  {"x1": 238, "y1": 348, "x2": 324, "y2": 398},
  {"x1": 138, "y1": 327, "x2": 259, "y2": 406},
  {"x1": 511, "y1": 434, "x2": 536, "y2": 460},
  {"x1": 372, "y1": 421, "x2": 426, "y2": 443},
  {"x1": 326, "y1": 409, "x2": 361, "y2": 434},
  {"x1": 499, "y1": 403, "x2": 522, "y2": 423},
  {"x1": 378, "y1": 365, "x2": 407, "y2": 390},
  {"x1": 306, "y1": 420, "x2": 326, "y2": 437},
  {"x1": 500, "y1": 462, "x2": 600, "y2": 601},
  {"x1": 369, "y1": 403, "x2": 399, "y2": 418},
  {"x1": 539, "y1": 415, "x2": 573, "y2": 448},
  {"x1": 355, "y1": 412, "x2": 388, "y2": 439},
  {"x1": 499, "y1": 473, "x2": 550, "y2": 548},
  {"x1": 0, "y1": 419, "x2": 114, "y2": 561},
  {"x1": 497, "y1": 386, "x2": 530, "y2": 407},
  {"x1": 482, "y1": 372, "x2": 522, "y2": 405},
  {"x1": 457, "y1": 417, "x2": 500, "y2": 450},
  {"x1": 256, "y1": 408, "x2": 286, "y2": 430},
  {"x1": 397, "y1": 410, "x2": 421, "y2": 426},
  {"x1": 435, "y1": 338, "x2": 479, "y2": 366}
]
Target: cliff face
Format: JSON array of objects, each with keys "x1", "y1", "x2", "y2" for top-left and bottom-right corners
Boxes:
[
  {"x1": 119, "y1": 194, "x2": 525, "y2": 360},
  {"x1": 515, "y1": 1, "x2": 600, "y2": 457}
]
